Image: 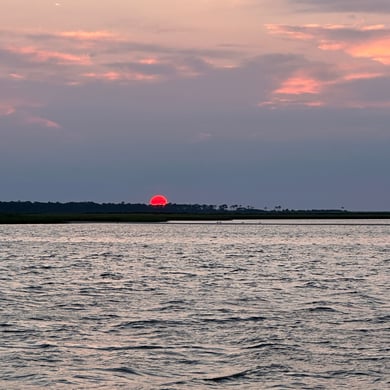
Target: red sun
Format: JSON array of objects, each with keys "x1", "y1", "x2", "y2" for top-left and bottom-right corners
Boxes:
[{"x1": 149, "y1": 194, "x2": 168, "y2": 207}]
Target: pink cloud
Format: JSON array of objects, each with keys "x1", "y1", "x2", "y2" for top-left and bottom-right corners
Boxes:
[
  {"x1": 26, "y1": 116, "x2": 61, "y2": 129},
  {"x1": 260, "y1": 67, "x2": 330, "y2": 107},
  {"x1": 274, "y1": 75, "x2": 323, "y2": 95},
  {"x1": 262, "y1": 73, "x2": 390, "y2": 108},
  {"x1": 7, "y1": 46, "x2": 91, "y2": 65},
  {"x1": 82, "y1": 72, "x2": 122, "y2": 81},
  {"x1": 8, "y1": 73, "x2": 25, "y2": 80},
  {"x1": 82, "y1": 71, "x2": 158, "y2": 82},
  {"x1": 262, "y1": 23, "x2": 390, "y2": 108},
  {"x1": 259, "y1": 97, "x2": 325, "y2": 108},
  {"x1": 139, "y1": 57, "x2": 159, "y2": 65},
  {"x1": 0, "y1": 103, "x2": 16, "y2": 116},
  {"x1": 342, "y1": 72, "x2": 384, "y2": 81},
  {"x1": 58, "y1": 30, "x2": 117, "y2": 41},
  {"x1": 260, "y1": 64, "x2": 388, "y2": 109},
  {"x1": 0, "y1": 99, "x2": 63, "y2": 128},
  {"x1": 266, "y1": 23, "x2": 390, "y2": 65},
  {"x1": 265, "y1": 24, "x2": 314, "y2": 40}
]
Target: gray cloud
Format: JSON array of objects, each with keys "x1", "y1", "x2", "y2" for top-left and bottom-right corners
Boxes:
[
  {"x1": 21, "y1": 30, "x2": 242, "y2": 60},
  {"x1": 106, "y1": 61, "x2": 178, "y2": 77},
  {"x1": 329, "y1": 76, "x2": 390, "y2": 107},
  {"x1": 267, "y1": 22, "x2": 390, "y2": 46},
  {"x1": 291, "y1": 0, "x2": 390, "y2": 13},
  {"x1": 102, "y1": 41, "x2": 241, "y2": 61},
  {"x1": 106, "y1": 56, "x2": 214, "y2": 78},
  {"x1": 0, "y1": 29, "x2": 244, "y2": 87}
]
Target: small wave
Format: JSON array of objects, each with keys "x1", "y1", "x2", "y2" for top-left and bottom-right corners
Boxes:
[
  {"x1": 203, "y1": 369, "x2": 251, "y2": 383},
  {"x1": 57, "y1": 303, "x2": 86, "y2": 311},
  {"x1": 298, "y1": 281, "x2": 327, "y2": 289},
  {"x1": 102, "y1": 366, "x2": 142, "y2": 376},
  {"x1": 113, "y1": 319, "x2": 185, "y2": 329},
  {"x1": 200, "y1": 315, "x2": 266, "y2": 324},
  {"x1": 100, "y1": 272, "x2": 123, "y2": 280},
  {"x1": 246, "y1": 342, "x2": 279, "y2": 349},
  {"x1": 306, "y1": 306, "x2": 339, "y2": 313},
  {"x1": 26, "y1": 285, "x2": 44, "y2": 290},
  {"x1": 373, "y1": 314, "x2": 390, "y2": 323},
  {"x1": 325, "y1": 369, "x2": 375, "y2": 378},
  {"x1": 33, "y1": 343, "x2": 58, "y2": 349},
  {"x1": 1, "y1": 328, "x2": 37, "y2": 334},
  {"x1": 98, "y1": 344, "x2": 167, "y2": 351}
]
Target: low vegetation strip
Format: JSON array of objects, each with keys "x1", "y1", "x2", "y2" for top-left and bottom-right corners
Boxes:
[{"x1": 0, "y1": 211, "x2": 389, "y2": 224}]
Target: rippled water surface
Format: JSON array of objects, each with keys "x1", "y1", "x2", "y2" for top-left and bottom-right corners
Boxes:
[{"x1": 1, "y1": 221, "x2": 389, "y2": 389}]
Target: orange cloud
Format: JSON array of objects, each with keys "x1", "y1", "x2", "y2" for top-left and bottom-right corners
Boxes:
[
  {"x1": 361, "y1": 25, "x2": 386, "y2": 31},
  {"x1": 346, "y1": 38, "x2": 390, "y2": 65}
]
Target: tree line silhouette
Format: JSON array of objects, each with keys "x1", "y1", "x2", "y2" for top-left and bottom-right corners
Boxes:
[
  {"x1": 0, "y1": 202, "x2": 388, "y2": 223},
  {"x1": 0, "y1": 201, "x2": 263, "y2": 214},
  {"x1": 0, "y1": 201, "x2": 356, "y2": 215}
]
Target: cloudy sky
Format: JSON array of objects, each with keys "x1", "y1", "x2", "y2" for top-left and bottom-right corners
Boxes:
[{"x1": 1, "y1": 0, "x2": 389, "y2": 210}]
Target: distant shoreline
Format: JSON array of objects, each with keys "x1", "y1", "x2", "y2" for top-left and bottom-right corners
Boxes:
[{"x1": 1, "y1": 211, "x2": 390, "y2": 224}]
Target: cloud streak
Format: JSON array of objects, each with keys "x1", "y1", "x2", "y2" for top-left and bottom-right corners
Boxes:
[
  {"x1": 58, "y1": 30, "x2": 118, "y2": 41},
  {"x1": 291, "y1": 0, "x2": 390, "y2": 13},
  {"x1": 6, "y1": 46, "x2": 92, "y2": 65}
]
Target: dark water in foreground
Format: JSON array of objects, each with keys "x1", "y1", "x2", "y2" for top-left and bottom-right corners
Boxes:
[{"x1": 0, "y1": 221, "x2": 389, "y2": 389}]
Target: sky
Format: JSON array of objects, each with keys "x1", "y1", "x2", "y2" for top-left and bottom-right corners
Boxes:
[{"x1": 1, "y1": 0, "x2": 389, "y2": 210}]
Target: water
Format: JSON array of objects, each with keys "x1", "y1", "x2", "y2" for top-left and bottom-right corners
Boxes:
[{"x1": 0, "y1": 221, "x2": 389, "y2": 389}]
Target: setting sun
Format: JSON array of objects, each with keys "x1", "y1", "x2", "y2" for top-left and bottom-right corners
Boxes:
[{"x1": 149, "y1": 194, "x2": 168, "y2": 207}]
